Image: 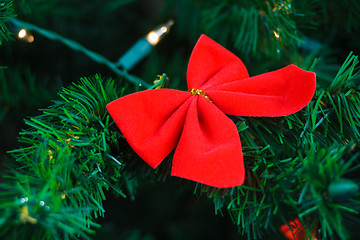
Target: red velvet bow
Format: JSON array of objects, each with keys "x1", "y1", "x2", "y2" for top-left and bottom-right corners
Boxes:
[
  {"x1": 107, "y1": 34, "x2": 316, "y2": 188},
  {"x1": 280, "y1": 218, "x2": 306, "y2": 240}
]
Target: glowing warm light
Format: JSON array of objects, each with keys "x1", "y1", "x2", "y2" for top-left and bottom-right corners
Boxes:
[
  {"x1": 273, "y1": 30, "x2": 280, "y2": 39},
  {"x1": 146, "y1": 31, "x2": 160, "y2": 45},
  {"x1": 18, "y1": 29, "x2": 27, "y2": 38},
  {"x1": 145, "y1": 19, "x2": 174, "y2": 46},
  {"x1": 27, "y1": 35, "x2": 34, "y2": 43},
  {"x1": 117, "y1": 19, "x2": 174, "y2": 69}
]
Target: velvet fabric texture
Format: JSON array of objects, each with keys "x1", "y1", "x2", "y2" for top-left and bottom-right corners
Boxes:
[
  {"x1": 106, "y1": 34, "x2": 316, "y2": 188},
  {"x1": 279, "y1": 218, "x2": 306, "y2": 240}
]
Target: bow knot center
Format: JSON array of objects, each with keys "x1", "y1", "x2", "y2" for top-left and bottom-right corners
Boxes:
[{"x1": 188, "y1": 89, "x2": 212, "y2": 102}]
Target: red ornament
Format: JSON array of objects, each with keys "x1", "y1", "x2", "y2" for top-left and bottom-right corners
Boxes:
[
  {"x1": 107, "y1": 34, "x2": 316, "y2": 188},
  {"x1": 280, "y1": 218, "x2": 306, "y2": 240}
]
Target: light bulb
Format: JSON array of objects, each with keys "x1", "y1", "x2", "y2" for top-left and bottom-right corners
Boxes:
[
  {"x1": 273, "y1": 30, "x2": 280, "y2": 39},
  {"x1": 27, "y1": 35, "x2": 35, "y2": 43},
  {"x1": 146, "y1": 31, "x2": 160, "y2": 45},
  {"x1": 117, "y1": 19, "x2": 174, "y2": 70},
  {"x1": 145, "y1": 20, "x2": 174, "y2": 46},
  {"x1": 18, "y1": 29, "x2": 27, "y2": 38}
]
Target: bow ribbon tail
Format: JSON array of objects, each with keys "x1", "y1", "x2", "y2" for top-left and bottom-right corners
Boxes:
[{"x1": 171, "y1": 96, "x2": 245, "y2": 188}]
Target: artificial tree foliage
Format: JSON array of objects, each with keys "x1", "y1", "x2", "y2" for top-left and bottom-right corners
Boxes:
[{"x1": 1, "y1": 56, "x2": 359, "y2": 239}]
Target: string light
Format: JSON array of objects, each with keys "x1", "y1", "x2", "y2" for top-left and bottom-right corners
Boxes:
[
  {"x1": 146, "y1": 32, "x2": 160, "y2": 45},
  {"x1": 146, "y1": 20, "x2": 174, "y2": 46},
  {"x1": 116, "y1": 20, "x2": 174, "y2": 70},
  {"x1": 17, "y1": 28, "x2": 35, "y2": 43},
  {"x1": 20, "y1": 197, "x2": 29, "y2": 204},
  {"x1": 18, "y1": 29, "x2": 27, "y2": 38},
  {"x1": 27, "y1": 35, "x2": 35, "y2": 43},
  {"x1": 273, "y1": 30, "x2": 280, "y2": 39}
]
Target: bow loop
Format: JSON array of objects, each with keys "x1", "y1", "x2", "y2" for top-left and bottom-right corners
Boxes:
[
  {"x1": 207, "y1": 65, "x2": 316, "y2": 116},
  {"x1": 187, "y1": 35, "x2": 249, "y2": 90},
  {"x1": 107, "y1": 89, "x2": 191, "y2": 168}
]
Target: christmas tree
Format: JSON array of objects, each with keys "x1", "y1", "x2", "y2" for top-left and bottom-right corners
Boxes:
[{"x1": 1, "y1": 0, "x2": 360, "y2": 239}]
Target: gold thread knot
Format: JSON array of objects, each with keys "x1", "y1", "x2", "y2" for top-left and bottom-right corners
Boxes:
[{"x1": 188, "y1": 89, "x2": 212, "y2": 102}]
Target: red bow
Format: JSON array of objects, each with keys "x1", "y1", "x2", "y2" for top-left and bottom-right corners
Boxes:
[
  {"x1": 280, "y1": 218, "x2": 306, "y2": 240},
  {"x1": 107, "y1": 35, "x2": 316, "y2": 188}
]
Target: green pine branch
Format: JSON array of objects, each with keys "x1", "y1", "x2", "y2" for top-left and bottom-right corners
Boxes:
[
  {"x1": 200, "y1": 0, "x2": 318, "y2": 58},
  {"x1": 0, "y1": 67, "x2": 57, "y2": 123},
  {"x1": 0, "y1": 75, "x2": 127, "y2": 239},
  {"x1": 1, "y1": 54, "x2": 360, "y2": 239},
  {"x1": 0, "y1": 0, "x2": 16, "y2": 45},
  {"x1": 198, "y1": 53, "x2": 360, "y2": 239}
]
